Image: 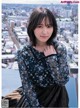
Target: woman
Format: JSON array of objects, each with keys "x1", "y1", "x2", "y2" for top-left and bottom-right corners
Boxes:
[{"x1": 17, "y1": 7, "x2": 69, "y2": 107}]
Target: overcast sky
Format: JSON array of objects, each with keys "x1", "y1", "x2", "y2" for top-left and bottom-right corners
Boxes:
[{"x1": 2, "y1": 0, "x2": 61, "y2": 4}]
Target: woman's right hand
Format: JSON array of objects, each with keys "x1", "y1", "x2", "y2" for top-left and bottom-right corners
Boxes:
[{"x1": 44, "y1": 45, "x2": 56, "y2": 56}]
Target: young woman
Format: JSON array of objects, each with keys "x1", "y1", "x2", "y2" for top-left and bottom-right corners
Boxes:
[{"x1": 17, "y1": 7, "x2": 69, "y2": 107}]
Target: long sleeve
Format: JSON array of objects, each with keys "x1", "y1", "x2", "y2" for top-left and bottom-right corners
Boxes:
[
  {"x1": 17, "y1": 50, "x2": 40, "y2": 107},
  {"x1": 45, "y1": 43, "x2": 69, "y2": 85}
]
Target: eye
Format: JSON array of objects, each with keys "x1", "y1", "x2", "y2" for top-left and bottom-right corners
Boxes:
[
  {"x1": 36, "y1": 25, "x2": 42, "y2": 28},
  {"x1": 46, "y1": 25, "x2": 52, "y2": 28}
]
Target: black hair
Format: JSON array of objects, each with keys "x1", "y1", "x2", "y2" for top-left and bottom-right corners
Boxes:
[{"x1": 27, "y1": 7, "x2": 57, "y2": 46}]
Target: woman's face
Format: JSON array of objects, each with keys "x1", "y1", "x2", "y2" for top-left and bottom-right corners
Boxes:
[{"x1": 34, "y1": 18, "x2": 53, "y2": 45}]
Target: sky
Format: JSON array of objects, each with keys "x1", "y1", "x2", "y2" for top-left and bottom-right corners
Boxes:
[{"x1": 2, "y1": 0, "x2": 60, "y2": 4}]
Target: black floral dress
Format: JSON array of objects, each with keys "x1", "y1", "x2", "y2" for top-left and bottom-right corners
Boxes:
[{"x1": 17, "y1": 41, "x2": 69, "y2": 107}]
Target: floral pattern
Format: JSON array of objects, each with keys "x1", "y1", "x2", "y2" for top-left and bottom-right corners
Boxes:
[{"x1": 17, "y1": 41, "x2": 69, "y2": 107}]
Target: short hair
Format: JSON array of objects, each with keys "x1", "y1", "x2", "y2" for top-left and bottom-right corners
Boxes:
[{"x1": 27, "y1": 7, "x2": 57, "y2": 46}]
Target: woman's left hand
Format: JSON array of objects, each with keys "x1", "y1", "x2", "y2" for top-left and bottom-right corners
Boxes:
[{"x1": 44, "y1": 45, "x2": 56, "y2": 56}]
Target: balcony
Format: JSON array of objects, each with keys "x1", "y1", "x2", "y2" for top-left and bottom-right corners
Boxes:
[{"x1": 2, "y1": 68, "x2": 78, "y2": 107}]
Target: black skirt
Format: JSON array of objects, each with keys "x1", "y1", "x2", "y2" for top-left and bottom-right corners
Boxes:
[
  {"x1": 35, "y1": 84, "x2": 69, "y2": 107},
  {"x1": 17, "y1": 84, "x2": 69, "y2": 108}
]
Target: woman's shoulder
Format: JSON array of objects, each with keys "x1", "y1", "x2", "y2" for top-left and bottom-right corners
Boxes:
[
  {"x1": 17, "y1": 44, "x2": 31, "y2": 57},
  {"x1": 53, "y1": 40, "x2": 67, "y2": 53}
]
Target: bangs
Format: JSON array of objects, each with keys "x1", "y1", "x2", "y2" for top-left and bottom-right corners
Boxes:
[{"x1": 36, "y1": 14, "x2": 53, "y2": 26}]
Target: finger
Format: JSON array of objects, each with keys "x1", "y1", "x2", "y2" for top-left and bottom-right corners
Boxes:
[
  {"x1": 49, "y1": 45, "x2": 53, "y2": 50},
  {"x1": 45, "y1": 46, "x2": 49, "y2": 50},
  {"x1": 44, "y1": 47, "x2": 47, "y2": 52},
  {"x1": 48, "y1": 45, "x2": 51, "y2": 49}
]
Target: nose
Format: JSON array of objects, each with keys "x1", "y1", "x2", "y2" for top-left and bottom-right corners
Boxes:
[{"x1": 42, "y1": 27, "x2": 47, "y2": 34}]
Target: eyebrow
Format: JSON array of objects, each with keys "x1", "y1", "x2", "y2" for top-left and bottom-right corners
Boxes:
[{"x1": 37, "y1": 23, "x2": 52, "y2": 25}]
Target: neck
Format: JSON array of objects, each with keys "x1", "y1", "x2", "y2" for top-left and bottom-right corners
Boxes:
[
  {"x1": 36, "y1": 42, "x2": 47, "y2": 47},
  {"x1": 34, "y1": 42, "x2": 47, "y2": 52}
]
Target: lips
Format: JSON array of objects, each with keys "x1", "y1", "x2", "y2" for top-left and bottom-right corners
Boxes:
[{"x1": 40, "y1": 36, "x2": 48, "y2": 38}]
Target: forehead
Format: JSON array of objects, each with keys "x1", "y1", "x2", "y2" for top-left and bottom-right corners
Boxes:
[{"x1": 39, "y1": 17, "x2": 50, "y2": 24}]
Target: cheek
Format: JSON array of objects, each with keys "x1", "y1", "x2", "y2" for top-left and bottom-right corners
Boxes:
[
  {"x1": 49, "y1": 29, "x2": 53, "y2": 35},
  {"x1": 34, "y1": 30, "x2": 37, "y2": 36},
  {"x1": 34, "y1": 31, "x2": 38, "y2": 37},
  {"x1": 34, "y1": 29, "x2": 41, "y2": 38},
  {"x1": 34, "y1": 29, "x2": 39, "y2": 35},
  {"x1": 52, "y1": 28, "x2": 54, "y2": 32}
]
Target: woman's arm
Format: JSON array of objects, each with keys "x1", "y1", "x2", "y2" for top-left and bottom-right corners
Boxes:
[
  {"x1": 17, "y1": 49, "x2": 40, "y2": 107},
  {"x1": 45, "y1": 44, "x2": 70, "y2": 85}
]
